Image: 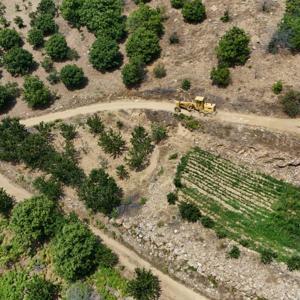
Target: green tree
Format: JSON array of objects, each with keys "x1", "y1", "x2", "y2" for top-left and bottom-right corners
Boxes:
[
  {"x1": 33, "y1": 176, "x2": 62, "y2": 201},
  {"x1": 167, "y1": 192, "x2": 177, "y2": 205},
  {"x1": 182, "y1": 0, "x2": 206, "y2": 24},
  {"x1": 171, "y1": 0, "x2": 185, "y2": 9},
  {"x1": 127, "y1": 126, "x2": 152, "y2": 170},
  {"x1": 10, "y1": 196, "x2": 61, "y2": 250},
  {"x1": 260, "y1": 248, "x2": 277, "y2": 264},
  {"x1": 60, "y1": 0, "x2": 84, "y2": 27},
  {"x1": 31, "y1": 13, "x2": 57, "y2": 35},
  {"x1": 272, "y1": 80, "x2": 283, "y2": 94},
  {"x1": 37, "y1": 0, "x2": 56, "y2": 16},
  {"x1": 151, "y1": 123, "x2": 167, "y2": 143},
  {"x1": 216, "y1": 27, "x2": 250, "y2": 67},
  {"x1": 79, "y1": 168, "x2": 122, "y2": 215},
  {"x1": 127, "y1": 268, "x2": 161, "y2": 300},
  {"x1": 210, "y1": 65, "x2": 231, "y2": 87},
  {"x1": 0, "y1": 188, "x2": 14, "y2": 217},
  {"x1": 86, "y1": 114, "x2": 105, "y2": 134},
  {"x1": 23, "y1": 76, "x2": 52, "y2": 108},
  {"x1": 45, "y1": 34, "x2": 69, "y2": 61},
  {"x1": 0, "y1": 28, "x2": 22, "y2": 50},
  {"x1": 179, "y1": 202, "x2": 201, "y2": 222},
  {"x1": 4, "y1": 47, "x2": 35, "y2": 76},
  {"x1": 181, "y1": 79, "x2": 191, "y2": 91},
  {"x1": 126, "y1": 4, "x2": 164, "y2": 36},
  {"x1": 25, "y1": 275, "x2": 56, "y2": 300},
  {"x1": 281, "y1": 90, "x2": 300, "y2": 117},
  {"x1": 0, "y1": 271, "x2": 28, "y2": 300},
  {"x1": 126, "y1": 27, "x2": 161, "y2": 64},
  {"x1": 60, "y1": 123, "x2": 77, "y2": 140},
  {"x1": 89, "y1": 35, "x2": 122, "y2": 72},
  {"x1": 122, "y1": 57, "x2": 145, "y2": 87},
  {"x1": 227, "y1": 245, "x2": 241, "y2": 259},
  {"x1": 0, "y1": 82, "x2": 19, "y2": 111},
  {"x1": 27, "y1": 28, "x2": 44, "y2": 48},
  {"x1": 99, "y1": 128, "x2": 126, "y2": 158},
  {"x1": 52, "y1": 217, "x2": 101, "y2": 281},
  {"x1": 60, "y1": 64, "x2": 86, "y2": 89}
]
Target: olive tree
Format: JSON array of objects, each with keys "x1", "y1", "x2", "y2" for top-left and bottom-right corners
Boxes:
[
  {"x1": 45, "y1": 34, "x2": 69, "y2": 61},
  {"x1": 121, "y1": 57, "x2": 145, "y2": 87},
  {"x1": 27, "y1": 28, "x2": 44, "y2": 48},
  {"x1": 60, "y1": 0, "x2": 84, "y2": 27},
  {"x1": 182, "y1": 0, "x2": 206, "y2": 24},
  {"x1": 0, "y1": 82, "x2": 19, "y2": 111},
  {"x1": 0, "y1": 28, "x2": 22, "y2": 50},
  {"x1": 60, "y1": 64, "x2": 86, "y2": 90}
]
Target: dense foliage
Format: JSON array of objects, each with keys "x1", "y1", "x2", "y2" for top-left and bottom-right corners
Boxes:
[
  {"x1": 0, "y1": 188, "x2": 14, "y2": 217},
  {"x1": 0, "y1": 28, "x2": 22, "y2": 50},
  {"x1": 280, "y1": 90, "x2": 300, "y2": 117},
  {"x1": 89, "y1": 36, "x2": 122, "y2": 72},
  {"x1": 86, "y1": 114, "x2": 105, "y2": 134},
  {"x1": 99, "y1": 128, "x2": 126, "y2": 158},
  {"x1": 121, "y1": 57, "x2": 145, "y2": 87},
  {"x1": 33, "y1": 176, "x2": 63, "y2": 201},
  {"x1": 37, "y1": 0, "x2": 57, "y2": 16},
  {"x1": 45, "y1": 34, "x2": 69, "y2": 61},
  {"x1": 23, "y1": 76, "x2": 52, "y2": 108},
  {"x1": 31, "y1": 13, "x2": 57, "y2": 36},
  {"x1": 60, "y1": 64, "x2": 86, "y2": 89},
  {"x1": 210, "y1": 65, "x2": 231, "y2": 87},
  {"x1": 27, "y1": 28, "x2": 44, "y2": 48},
  {"x1": 151, "y1": 123, "x2": 167, "y2": 143},
  {"x1": 179, "y1": 201, "x2": 201, "y2": 222},
  {"x1": 171, "y1": 0, "x2": 185, "y2": 9},
  {"x1": 60, "y1": 0, "x2": 85, "y2": 27},
  {"x1": 182, "y1": 0, "x2": 206, "y2": 24},
  {"x1": 0, "y1": 82, "x2": 19, "y2": 111},
  {"x1": 3, "y1": 47, "x2": 35, "y2": 76},
  {"x1": 79, "y1": 168, "x2": 122, "y2": 215}
]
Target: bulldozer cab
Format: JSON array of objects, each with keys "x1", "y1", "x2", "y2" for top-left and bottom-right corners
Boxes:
[{"x1": 194, "y1": 96, "x2": 205, "y2": 110}]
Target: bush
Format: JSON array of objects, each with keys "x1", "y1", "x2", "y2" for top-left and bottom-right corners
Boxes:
[
  {"x1": 25, "y1": 275, "x2": 56, "y2": 300},
  {"x1": 220, "y1": 10, "x2": 230, "y2": 23},
  {"x1": 31, "y1": 13, "x2": 57, "y2": 35},
  {"x1": 169, "y1": 32, "x2": 180, "y2": 44},
  {"x1": 287, "y1": 255, "x2": 300, "y2": 271},
  {"x1": 210, "y1": 65, "x2": 231, "y2": 87},
  {"x1": 99, "y1": 129, "x2": 126, "y2": 158},
  {"x1": 65, "y1": 282, "x2": 93, "y2": 300},
  {"x1": 27, "y1": 28, "x2": 44, "y2": 48},
  {"x1": 215, "y1": 228, "x2": 227, "y2": 239},
  {"x1": 272, "y1": 80, "x2": 283, "y2": 94},
  {"x1": 47, "y1": 71, "x2": 61, "y2": 85},
  {"x1": 89, "y1": 36, "x2": 122, "y2": 72},
  {"x1": 60, "y1": 0, "x2": 84, "y2": 28},
  {"x1": 41, "y1": 56, "x2": 54, "y2": 72},
  {"x1": 167, "y1": 192, "x2": 177, "y2": 205},
  {"x1": 280, "y1": 90, "x2": 300, "y2": 117},
  {"x1": 127, "y1": 268, "x2": 161, "y2": 300},
  {"x1": 200, "y1": 216, "x2": 215, "y2": 228},
  {"x1": 179, "y1": 202, "x2": 201, "y2": 222},
  {"x1": 116, "y1": 164, "x2": 129, "y2": 180},
  {"x1": 79, "y1": 168, "x2": 122, "y2": 215},
  {"x1": 122, "y1": 57, "x2": 145, "y2": 87},
  {"x1": 10, "y1": 196, "x2": 61, "y2": 250},
  {"x1": 181, "y1": 79, "x2": 191, "y2": 91},
  {"x1": 37, "y1": 0, "x2": 56, "y2": 16},
  {"x1": 126, "y1": 27, "x2": 161, "y2": 64},
  {"x1": 4, "y1": 47, "x2": 35, "y2": 76},
  {"x1": 0, "y1": 28, "x2": 22, "y2": 50},
  {"x1": 33, "y1": 176, "x2": 62, "y2": 201},
  {"x1": 171, "y1": 0, "x2": 185, "y2": 9},
  {"x1": 45, "y1": 34, "x2": 69, "y2": 61},
  {"x1": 126, "y1": 4, "x2": 164, "y2": 36},
  {"x1": 0, "y1": 82, "x2": 19, "y2": 111},
  {"x1": 86, "y1": 114, "x2": 105, "y2": 134},
  {"x1": 151, "y1": 123, "x2": 167, "y2": 143},
  {"x1": 14, "y1": 16, "x2": 25, "y2": 28},
  {"x1": 60, "y1": 64, "x2": 86, "y2": 90},
  {"x1": 60, "y1": 123, "x2": 77, "y2": 140},
  {"x1": 227, "y1": 245, "x2": 240, "y2": 259},
  {"x1": 23, "y1": 76, "x2": 52, "y2": 108},
  {"x1": 153, "y1": 63, "x2": 166, "y2": 78},
  {"x1": 52, "y1": 217, "x2": 102, "y2": 281},
  {"x1": 0, "y1": 188, "x2": 14, "y2": 217},
  {"x1": 216, "y1": 27, "x2": 250, "y2": 67},
  {"x1": 260, "y1": 248, "x2": 277, "y2": 264},
  {"x1": 182, "y1": 0, "x2": 206, "y2": 24}
]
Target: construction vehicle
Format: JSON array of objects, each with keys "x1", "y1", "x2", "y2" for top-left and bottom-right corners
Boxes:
[{"x1": 174, "y1": 96, "x2": 216, "y2": 115}]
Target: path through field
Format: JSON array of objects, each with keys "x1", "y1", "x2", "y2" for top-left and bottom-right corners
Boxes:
[{"x1": 20, "y1": 99, "x2": 300, "y2": 135}]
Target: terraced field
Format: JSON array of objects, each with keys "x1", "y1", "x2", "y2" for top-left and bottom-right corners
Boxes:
[{"x1": 176, "y1": 148, "x2": 300, "y2": 261}]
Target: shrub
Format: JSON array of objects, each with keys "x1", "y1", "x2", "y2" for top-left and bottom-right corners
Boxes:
[
  {"x1": 126, "y1": 27, "x2": 161, "y2": 64},
  {"x1": 153, "y1": 63, "x2": 166, "y2": 78},
  {"x1": 280, "y1": 90, "x2": 300, "y2": 117},
  {"x1": 272, "y1": 80, "x2": 283, "y2": 94},
  {"x1": 27, "y1": 28, "x2": 44, "y2": 48},
  {"x1": 227, "y1": 245, "x2": 240, "y2": 259},
  {"x1": 89, "y1": 36, "x2": 122, "y2": 72},
  {"x1": 14, "y1": 16, "x2": 25, "y2": 28},
  {"x1": 151, "y1": 123, "x2": 167, "y2": 143},
  {"x1": 127, "y1": 268, "x2": 161, "y2": 300},
  {"x1": 210, "y1": 65, "x2": 231, "y2": 87},
  {"x1": 179, "y1": 202, "x2": 201, "y2": 222},
  {"x1": 116, "y1": 164, "x2": 129, "y2": 180},
  {"x1": 171, "y1": 0, "x2": 185, "y2": 9},
  {"x1": 168, "y1": 153, "x2": 178, "y2": 160},
  {"x1": 52, "y1": 217, "x2": 102, "y2": 281},
  {"x1": 260, "y1": 248, "x2": 277, "y2": 264},
  {"x1": 65, "y1": 282, "x2": 93, "y2": 300},
  {"x1": 200, "y1": 216, "x2": 215, "y2": 228},
  {"x1": 33, "y1": 176, "x2": 62, "y2": 201},
  {"x1": 23, "y1": 76, "x2": 52, "y2": 108},
  {"x1": 86, "y1": 114, "x2": 105, "y2": 134},
  {"x1": 79, "y1": 168, "x2": 122, "y2": 215},
  {"x1": 25, "y1": 275, "x2": 56, "y2": 300},
  {"x1": 4, "y1": 47, "x2": 35, "y2": 76},
  {"x1": 122, "y1": 57, "x2": 145, "y2": 87},
  {"x1": 60, "y1": 0, "x2": 84, "y2": 28},
  {"x1": 0, "y1": 82, "x2": 19, "y2": 111},
  {"x1": 215, "y1": 228, "x2": 227, "y2": 239},
  {"x1": 287, "y1": 255, "x2": 300, "y2": 271},
  {"x1": 60, "y1": 64, "x2": 86, "y2": 89},
  {"x1": 47, "y1": 71, "x2": 61, "y2": 85},
  {"x1": 45, "y1": 34, "x2": 69, "y2": 61},
  {"x1": 181, "y1": 79, "x2": 191, "y2": 91},
  {"x1": 37, "y1": 0, "x2": 56, "y2": 16},
  {"x1": 60, "y1": 123, "x2": 77, "y2": 140},
  {"x1": 41, "y1": 56, "x2": 54, "y2": 72},
  {"x1": 0, "y1": 28, "x2": 22, "y2": 50},
  {"x1": 216, "y1": 27, "x2": 250, "y2": 67},
  {"x1": 182, "y1": 0, "x2": 206, "y2": 24},
  {"x1": 31, "y1": 13, "x2": 57, "y2": 35},
  {"x1": 10, "y1": 196, "x2": 61, "y2": 250},
  {"x1": 126, "y1": 4, "x2": 164, "y2": 36},
  {"x1": 220, "y1": 10, "x2": 230, "y2": 23},
  {"x1": 167, "y1": 192, "x2": 177, "y2": 205},
  {"x1": 99, "y1": 129, "x2": 126, "y2": 158},
  {"x1": 0, "y1": 188, "x2": 14, "y2": 217},
  {"x1": 169, "y1": 32, "x2": 180, "y2": 44}
]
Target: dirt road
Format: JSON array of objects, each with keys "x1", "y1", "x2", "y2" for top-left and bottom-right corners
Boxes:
[
  {"x1": 0, "y1": 173, "x2": 207, "y2": 300},
  {"x1": 20, "y1": 99, "x2": 300, "y2": 135}
]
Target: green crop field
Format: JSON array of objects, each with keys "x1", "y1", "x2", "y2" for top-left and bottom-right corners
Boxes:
[{"x1": 175, "y1": 148, "x2": 300, "y2": 262}]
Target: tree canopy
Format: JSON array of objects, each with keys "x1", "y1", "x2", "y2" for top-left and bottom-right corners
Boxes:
[
  {"x1": 182, "y1": 0, "x2": 206, "y2": 24},
  {"x1": 0, "y1": 83, "x2": 19, "y2": 111},
  {"x1": 60, "y1": 64, "x2": 86, "y2": 89},
  {"x1": 45, "y1": 34, "x2": 69, "y2": 61},
  {"x1": 0, "y1": 188, "x2": 14, "y2": 217},
  {"x1": 0, "y1": 28, "x2": 22, "y2": 50}
]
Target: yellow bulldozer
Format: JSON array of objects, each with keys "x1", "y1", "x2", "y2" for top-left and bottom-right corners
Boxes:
[{"x1": 175, "y1": 96, "x2": 216, "y2": 115}]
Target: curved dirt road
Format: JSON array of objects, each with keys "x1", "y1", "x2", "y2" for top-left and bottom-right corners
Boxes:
[
  {"x1": 20, "y1": 99, "x2": 300, "y2": 135},
  {"x1": 0, "y1": 174, "x2": 207, "y2": 300}
]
